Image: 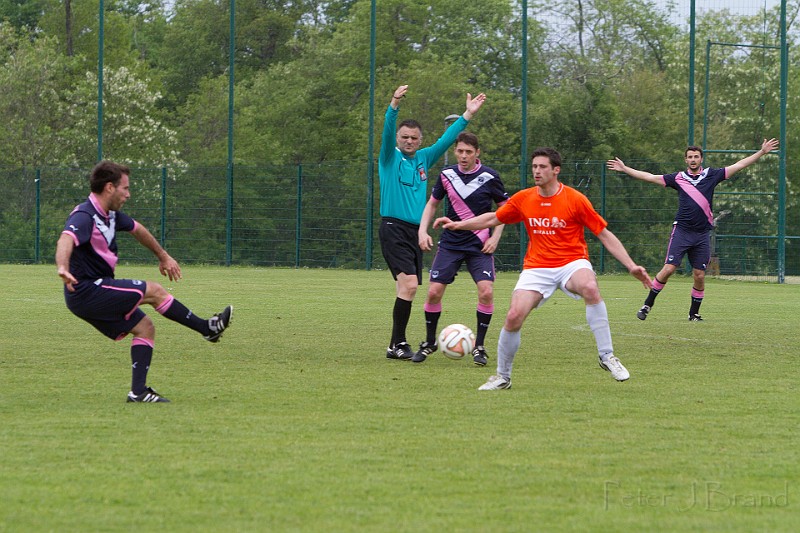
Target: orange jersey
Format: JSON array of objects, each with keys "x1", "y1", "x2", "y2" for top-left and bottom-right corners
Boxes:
[{"x1": 496, "y1": 183, "x2": 607, "y2": 269}]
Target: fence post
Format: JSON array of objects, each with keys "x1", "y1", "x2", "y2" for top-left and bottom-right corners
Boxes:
[
  {"x1": 160, "y1": 167, "x2": 167, "y2": 246},
  {"x1": 296, "y1": 164, "x2": 302, "y2": 268},
  {"x1": 366, "y1": 0, "x2": 376, "y2": 271},
  {"x1": 599, "y1": 163, "x2": 606, "y2": 274},
  {"x1": 778, "y1": 6, "x2": 788, "y2": 283},
  {"x1": 35, "y1": 168, "x2": 41, "y2": 263}
]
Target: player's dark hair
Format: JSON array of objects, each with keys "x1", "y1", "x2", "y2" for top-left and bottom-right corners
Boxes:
[
  {"x1": 456, "y1": 132, "x2": 479, "y2": 150},
  {"x1": 685, "y1": 146, "x2": 704, "y2": 157},
  {"x1": 90, "y1": 160, "x2": 131, "y2": 193},
  {"x1": 531, "y1": 147, "x2": 562, "y2": 169},
  {"x1": 397, "y1": 119, "x2": 423, "y2": 136}
]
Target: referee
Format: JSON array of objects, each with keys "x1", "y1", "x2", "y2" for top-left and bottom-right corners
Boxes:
[{"x1": 378, "y1": 85, "x2": 486, "y2": 360}]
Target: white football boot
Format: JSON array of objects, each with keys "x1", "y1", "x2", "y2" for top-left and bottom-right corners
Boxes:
[
  {"x1": 599, "y1": 355, "x2": 630, "y2": 381},
  {"x1": 478, "y1": 375, "x2": 512, "y2": 390}
]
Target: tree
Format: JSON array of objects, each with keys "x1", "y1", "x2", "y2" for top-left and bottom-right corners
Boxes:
[
  {"x1": 0, "y1": 24, "x2": 77, "y2": 166},
  {"x1": 58, "y1": 66, "x2": 185, "y2": 168},
  {"x1": 39, "y1": 0, "x2": 139, "y2": 68},
  {"x1": 154, "y1": 0, "x2": 311, "y2": 109},
  {"x1": 0, "y1": 0, "x2": 46, "y2": 30}
]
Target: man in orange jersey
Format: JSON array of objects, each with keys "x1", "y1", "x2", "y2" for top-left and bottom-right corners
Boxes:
[{"x1": 435, "y1": 147, "x2": 652, "y2": 389}]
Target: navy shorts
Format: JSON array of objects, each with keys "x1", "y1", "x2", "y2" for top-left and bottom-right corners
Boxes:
[
  {"x1": 429, "y1": 243, "x2": 495, "y2": 285},
  {"x1": 379, "y1": 217, "x2": 423, "y2": 284},
  {"x1": 65, "y1": 278, "x2": 148, "y2": 340},
  {"x1": 664, "y1": 225, "x2": 711, "y2": 270}
]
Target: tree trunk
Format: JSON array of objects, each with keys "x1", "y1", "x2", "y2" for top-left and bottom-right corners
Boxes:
[{"x1": 65, "y1": 0, "x2": 73, "y2": 57}]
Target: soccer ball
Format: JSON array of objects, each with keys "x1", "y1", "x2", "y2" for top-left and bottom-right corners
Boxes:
[{"x1": 438, "y1": 324, "x2": 475, "y2": 360}]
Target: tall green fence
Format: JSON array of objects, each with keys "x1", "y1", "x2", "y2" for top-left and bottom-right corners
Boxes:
[{"x1": 1, "y1": 157, "x2": 793, "y2": 281}]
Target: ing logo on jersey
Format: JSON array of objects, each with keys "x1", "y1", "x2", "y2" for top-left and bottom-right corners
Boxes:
[{"x1": 527, "y1": 216, "x2": 568, "y2": 229}]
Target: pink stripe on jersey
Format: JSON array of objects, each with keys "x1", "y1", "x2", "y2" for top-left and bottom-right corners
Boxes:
[
  {"x1": 100, "y1": 284, "x2": 144, "y2": 320},
  {"x1": 477, "y1": 303, "x2": 494, "y2": 314},
  {"x1": 675, "y1": 174, "x2": 714, "y2": 226},
  {"x1": 424, "y1": 302, "x2": 442, "y2": 313},
  {"x1": 442, "y1": 178, "x2": 490, "y2": 244},
  {"x1": 132, "y1": 337, "x2": 155, "y2": 348},
  {"x1": 155, "y1": 294, "x2": 175, "y2": 315},
  {"x1": 91, "y1": 227, "x2": 119, "y2": 272}
]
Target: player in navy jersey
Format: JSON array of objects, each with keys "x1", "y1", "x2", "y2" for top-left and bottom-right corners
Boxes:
[
  {"x1": 607, "y1": 138, "x2": 778, "y2": 321},
  {"x1": 412, "y1": 132, "x2": 509, "y2": 365},
  {"x1": 55, "y1": 160, "x2": 233, "y2": 403}
]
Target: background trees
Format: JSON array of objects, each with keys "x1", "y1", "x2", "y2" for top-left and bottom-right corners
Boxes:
[
  {"x1": 0, "y1": 0, "x2": 792, "y2": 169},
  {"x1": 0, "y1": 0, "x2": 795, "y2": 273}
]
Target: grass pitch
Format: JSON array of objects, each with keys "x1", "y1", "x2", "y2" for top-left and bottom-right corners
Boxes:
[{"x1": 1, "y1": 265, "x2": 798, "y2": 531}]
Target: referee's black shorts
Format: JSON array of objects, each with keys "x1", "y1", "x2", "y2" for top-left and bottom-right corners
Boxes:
[{"x1": 379, "y1": 217, "x2": 423, "y2": 284}]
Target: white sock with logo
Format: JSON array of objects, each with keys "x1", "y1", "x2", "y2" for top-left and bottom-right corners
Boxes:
[
  {"x1": 586, "y1": 301, "x2": 613, "y2": 361},
  {"x1": 496, "y1": 328, "x2": 521, "y2": 380}
]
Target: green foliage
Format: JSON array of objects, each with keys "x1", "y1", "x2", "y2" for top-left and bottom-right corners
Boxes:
[
  {"x1": 39, "y1": 0, "x2": 138, "y2": 66},
  {"x1": 1, "y1": 0, "x2": 795, "y2": 172},
  {"x1": 2, "y1": 266, "x2": 800, "y2": 530},
  {"x1": 0, "y1": 0, "x2": 797, "y2": 251},
  {"x1": 0, "y1": 25, "x2": 79, "y2": 166},
  {"x1": 0, "y1": 0, "x2": 45, "y2": 30}
]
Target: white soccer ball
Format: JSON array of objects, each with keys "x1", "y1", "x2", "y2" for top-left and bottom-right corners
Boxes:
[{"x1": 438, "y1": 324, "x2": 475, "y2": 360}]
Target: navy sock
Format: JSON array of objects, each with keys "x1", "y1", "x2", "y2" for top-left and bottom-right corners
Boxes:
[
  {"x1": 476, "y1": 310, "x2": 492, "y2": 347},
  {"x1": 425, "y1": 310, "x2": 441, "y2": 344},
  {"x1": 131, "y1": 339, "x2": 154, "y2": 395},
  {"x1": 690, "y1": 288, "x2": 704, "y2": 316},
  {"x1": 156, "y1": 296, "x2": 209, "y2": 335},
  {"x1": 644, "y1": 277, "x2": 666, "y2": 307}
]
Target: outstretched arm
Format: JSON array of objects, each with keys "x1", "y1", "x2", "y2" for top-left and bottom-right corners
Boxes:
[
  {"x1": 606, "y1": 158, "x2": 663, "y2": 185},
  {"x1": 130, "y1": 223, "x2": 182, "y2": 282},
  {"x1": 435, "y1": 212, "x2": 500, "y2": 232},
  {"x1": 725, "y1": 138, "x2": 779, "y2": 177},
  {"x1": 596, "y1": 228, "x2": 652, "y2": 289}
]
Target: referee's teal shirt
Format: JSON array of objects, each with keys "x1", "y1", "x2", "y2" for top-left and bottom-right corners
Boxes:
[{"x1": 378, "y1": 105, "x2": 468, "y2": 225}]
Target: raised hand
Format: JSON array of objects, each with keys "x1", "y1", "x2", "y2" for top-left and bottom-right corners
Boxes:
[
  {"x1": 760, "y1": 138, "x2": 779, "y2": 155},
  {"x1": 606, "y1": 158, "x2": 626, "y2": 172},
  {"x1": 464, "y1": 93, "x2": 486, "y2": 118}
]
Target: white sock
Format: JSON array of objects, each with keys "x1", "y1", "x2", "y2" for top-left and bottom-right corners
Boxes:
[
  {"x1": 496, "y1": 328, "x2": 521, "y2": 379},
  {"x1": 586, "y1": 301, "x2": 614, "y2": 361}
]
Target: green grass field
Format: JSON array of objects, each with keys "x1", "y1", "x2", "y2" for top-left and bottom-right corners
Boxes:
[{"x1": 2, "y1": 265, "x2": 798, "y2": 531}]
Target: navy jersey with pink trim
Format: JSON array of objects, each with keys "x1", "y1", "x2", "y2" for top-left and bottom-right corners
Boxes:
[
  {"x1": 662, "y1": 167, "x2": 727, "y2": 232},
  {"x1": 433, "y1": 162, "x2": 508, "y2": 248},
  {"x1": 61, "y1": 194, "x2": 136, "y2": 280}
]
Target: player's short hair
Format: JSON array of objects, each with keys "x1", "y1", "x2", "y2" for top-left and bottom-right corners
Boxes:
[
  {"x1": 455, "y1": 132, "x2": 479, "y2": 150},
  {"x1": 90, "y1": 160, "x2": 131, "y2": 193},
  {"x1": 685, "y1": 146, "x2": 704, "y2": 157},
  {"x1": 397, "y1": 119, "x2": 423, "y2": 136},
  {"x1": 531, "y1": 147, "x2": 562, "y2": 169}
]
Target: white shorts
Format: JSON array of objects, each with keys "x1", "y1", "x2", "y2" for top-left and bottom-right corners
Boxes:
[{"x1": 513, "y1": 259, "x2": 595, "y2": 308}]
